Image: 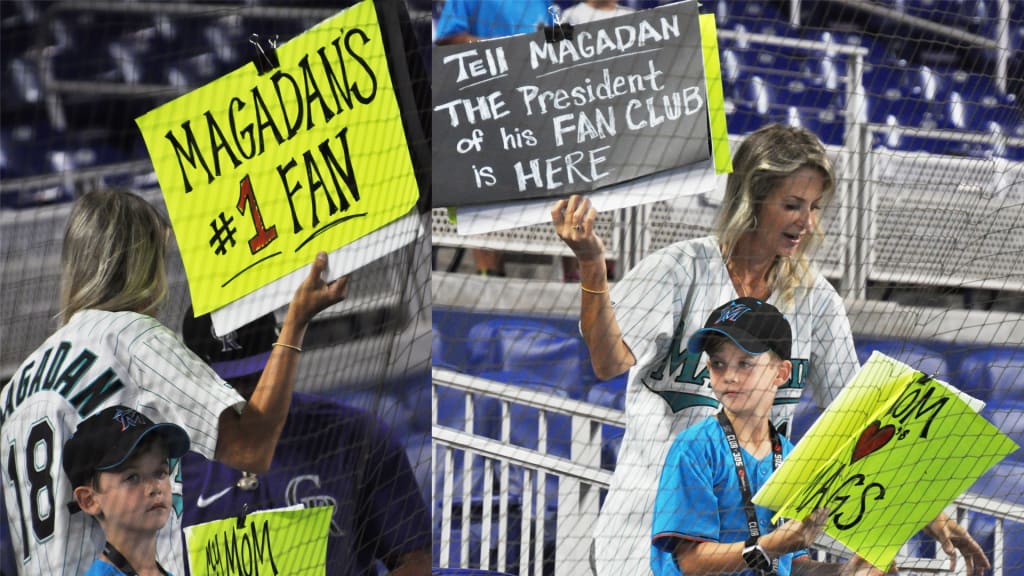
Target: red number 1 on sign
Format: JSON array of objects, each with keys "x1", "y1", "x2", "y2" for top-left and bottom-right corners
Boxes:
[{"x1": 237, "y1": 175, "x2": 278, "y2": 254}]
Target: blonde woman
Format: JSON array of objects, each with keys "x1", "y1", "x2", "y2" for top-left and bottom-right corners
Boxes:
[
  {"x1": 552, "y1": 124, "x2": 988, "y2": 576},
  {"x1": 0, "y1": 189, "x2": 347, "y2": 576}
]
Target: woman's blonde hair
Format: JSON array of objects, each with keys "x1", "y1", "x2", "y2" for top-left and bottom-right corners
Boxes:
[
  {"x1": 715, "y1": 124, "x2": 835, "y2": 309},
  {"x1": 59, "y1": 189, "x2": 170, "y2": 324}
]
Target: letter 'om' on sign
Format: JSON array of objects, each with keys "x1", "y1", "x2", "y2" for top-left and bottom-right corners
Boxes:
[
  {"x1": 753, "y1": 352, "x2": 1018, "y2": 571},
  {"x1": 431, "y1": 0, "x2": 711, "y2": 207},
  {"x1": 135, "y1": 0, "x2": 419, "y2": 316},
  {"x1": 184, "y1": 505, "x2": 332, "y2": 575}
]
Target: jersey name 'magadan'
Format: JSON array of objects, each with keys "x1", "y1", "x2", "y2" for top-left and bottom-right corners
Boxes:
[{"x1": 1, "y1": 341, "x2": 124, "y2": 426}]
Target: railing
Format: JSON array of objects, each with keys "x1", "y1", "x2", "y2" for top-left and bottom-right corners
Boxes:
[{"x1": 432, "y1": 367, "x2": 1024, "y2": 576}]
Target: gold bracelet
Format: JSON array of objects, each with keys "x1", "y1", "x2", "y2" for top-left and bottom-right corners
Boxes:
[
  {"x1": 580, "y1": 284, "x2": 609, "y2": 295},
  {"x1": 272, "y1": 342, "x2": 302, "y2": 353}
]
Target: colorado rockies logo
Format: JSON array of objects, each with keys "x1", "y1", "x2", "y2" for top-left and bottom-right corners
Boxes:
[
  {"x1": 713, "y1": 301, "x2": 752, "y2": 325},
  {"x1": 112, "y1": 407, "x2": 142, "y2": 431}
]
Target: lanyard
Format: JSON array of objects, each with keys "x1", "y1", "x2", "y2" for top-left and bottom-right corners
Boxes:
[
  {"x1": 103, "y1": 541, "x2": 167, "y2": 576},
  {"x1": 716, "y1": 411, "x2": 783, "y2": 575}
]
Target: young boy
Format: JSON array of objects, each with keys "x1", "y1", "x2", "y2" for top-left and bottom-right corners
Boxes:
[
  {"x1": 651, "y1": 298, "x2": 866, "y2": 576},
  {"x1": 62, "y1": 405, "x2": 191, "y2": 576}
]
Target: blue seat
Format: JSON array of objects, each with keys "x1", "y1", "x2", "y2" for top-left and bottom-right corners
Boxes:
[
  {"x1": 953, "y1": 348, "x2": 1024, "y2": 407},
  {"x1": 466, "y1": 318, "x2": 592, "y2": 400},
  {"x1": 586, "y1": 375, "x2": 627, "y2": 469},
  {"x1": 854, "y1": 338, "x2": 950, "y2": 383},
  {"x1": 433, "y1": 493, "x2": 523, "y2": 574},
  {"x1": 790, "y1": 393, "x2": 823, "y2": 444},
  {"x1": 431, "y1": 387, "x2": 503, "y2": 441},
  {"x1": 967, "y1": 514, "x2": 1024, "y2": 574},
  {"x1": 983, "y1": 407, "x2": 1024, "y2": 463}
]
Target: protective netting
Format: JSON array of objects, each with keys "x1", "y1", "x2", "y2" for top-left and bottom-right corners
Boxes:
[
  {"x1": 430, "y1": 1, "x2": 1023, "y2": 575},
  {"x1": 1, "y1": 1, "x2": 432, "y2": 574}
]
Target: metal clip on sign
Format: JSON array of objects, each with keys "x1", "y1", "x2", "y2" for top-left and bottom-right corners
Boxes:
[
  {"x1": 249, "y1": 33, "x2": 280, "y2": 75},
  {"x1": 543, "y1": 5, "x2": 573, "y2": 43}
]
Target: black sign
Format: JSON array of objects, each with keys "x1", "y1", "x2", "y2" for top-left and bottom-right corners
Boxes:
[{"x1": 432, "y1": 0, "x2": 710, "y2": 207}]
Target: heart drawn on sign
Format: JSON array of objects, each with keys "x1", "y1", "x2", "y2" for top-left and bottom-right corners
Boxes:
[{"x1": 851, "y1": 420, "x2": 896, "y2": 464}]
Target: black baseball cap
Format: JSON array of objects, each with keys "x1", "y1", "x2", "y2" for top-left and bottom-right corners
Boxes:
[
  {"x1": 687, "y1": 298, "x2": 792, "y2": 360},
  {"x1": 181, "y1": 307, "x2": 278, "y2": 379},
  {"x1": 62, "y1": 405, "x2": 190, "y2": 489}
]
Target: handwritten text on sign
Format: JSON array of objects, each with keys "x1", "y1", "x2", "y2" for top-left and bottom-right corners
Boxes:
[
  {"x1": 753, "y1": 353, "x2": 1018, "y2": 570},
  {"x1": 432, "y1": 1, "x2": 710, "y2": 206},
  {"x1": 184, "y1": 505, "x2": 332, "y2": 576},
  {"x1": 136, "y1": 0, "x2": 418, "y2": 315}
]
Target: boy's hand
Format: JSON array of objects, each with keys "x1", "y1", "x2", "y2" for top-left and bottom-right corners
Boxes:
[
  {"x1": 838, "y1": 555, "x2": 897, "y2": 576},
  {"x1": 764, "y1": 508, "x2": 830, "y2": 556},
  {"x1": 552, "y1": 195, "x2": 604, "y2": 263}
]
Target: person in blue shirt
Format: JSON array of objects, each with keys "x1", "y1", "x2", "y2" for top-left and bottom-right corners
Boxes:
[
  {"x1": 62, "y1": 405, "x2": 191, "y2": 576},
  {"x1": 179, "y1": 309, "x2": 431, "y2": 576},
  {"x1": 435, "y1": 0, "x2": 552, "y2": 45},
  {"x1": 652, "y1": 298, "x2": 879, "y2": 576}
]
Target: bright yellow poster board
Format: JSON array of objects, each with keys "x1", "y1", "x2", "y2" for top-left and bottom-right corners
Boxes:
[
  {"x1": 699, "y1": 14, "x2": 732, "y2": 175},
  {"x1": 136, "y1": 0, "x2": 418, "y2": 316},
  {"x1": 754, "y1": 352, "x2": 1018, "y2": 570},
  {"x1": 184, "y1": 505, "x2": 332, "y2": 575}
]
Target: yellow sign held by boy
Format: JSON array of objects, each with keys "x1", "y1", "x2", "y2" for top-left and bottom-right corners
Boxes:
[{"x1": 754, "y1": 352, "x2": 1018, "y2": 570}]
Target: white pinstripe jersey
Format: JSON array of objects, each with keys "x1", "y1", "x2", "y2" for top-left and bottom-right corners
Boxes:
[{"x1": 0, "y1": 309, "x2": 245, "y2": 576}]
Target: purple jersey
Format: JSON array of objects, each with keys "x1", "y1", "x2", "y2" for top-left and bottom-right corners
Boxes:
[{"x1": 180, "y1": 393, "x2": 429, "y2": 575}]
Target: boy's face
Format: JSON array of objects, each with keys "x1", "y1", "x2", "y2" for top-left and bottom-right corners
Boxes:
[
  {"x1": 706, "y1": 340, "x2": 792, "y2": 418},
  {"x1": 76, "y1": 441, "x2": 173, "y2": 537}
]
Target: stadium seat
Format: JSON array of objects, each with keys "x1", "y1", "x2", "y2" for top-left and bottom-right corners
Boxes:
[
  {"x1": 585, "y1": 374, "x2": 627, "y2": 469},
  {"x1": 466, "y1": 318, "x2": 592, "y2": 401},
  {"x1": 983, "y1": 407, "x2": 1024, "y2": 463},
  {"x1": 433, "y1": 492, "x2": 523, "y2": 575},
  {"x1": 967, "y1": 513, "x2": 1024, "y2": 574},
  {"x1": 789, "y1": 393, "x2": 823, "y2": 444},
  {"x1": 854, "y1": 338, "x2": 951, "y2": 383},
  {"x1": 952, "y1": 348, "x2": 1024, "y2": 407},
  {"x1": 585, "y1": 375, "x2": 627, "y2": 411},
  {"x1": 430, "y1": 387, "x2": 503, "y2": 441}
]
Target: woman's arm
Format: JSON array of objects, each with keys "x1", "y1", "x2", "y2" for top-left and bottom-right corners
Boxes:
[
  {"x1": 552, "y1": 195, "x2": 635, "y2": 380},
  {"x1": 214, "y1": 252, "x2": 348, "y2": 472}
]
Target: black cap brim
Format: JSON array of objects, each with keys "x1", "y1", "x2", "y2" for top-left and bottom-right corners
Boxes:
[
  {"x1": 687, "y1": 326, "x2": 774, "y2": 357},
  {"x1": 95, "y1": 423, "x2": 191, "y2": 472}
]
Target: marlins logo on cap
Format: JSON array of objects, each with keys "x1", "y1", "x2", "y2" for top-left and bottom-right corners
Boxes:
[{"x1": 687, "y1": 298, "x2": 792, "y2": 360}]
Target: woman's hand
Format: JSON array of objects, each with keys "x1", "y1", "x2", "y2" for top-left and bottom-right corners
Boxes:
[
  {"x1": 551, "y1": 194, "x2": 604, "y2": 263},
  {"x1": 287, "y1": 251, "x2": 349, "y2": 326},
  {"x1": 924, "y1": 513, "x2": 990, "y2": 576}
]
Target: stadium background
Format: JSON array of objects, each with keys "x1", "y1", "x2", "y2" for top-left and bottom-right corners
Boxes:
[
  {"x1": 428, "y1": 1, "x2": 1023, "y2": 575},
  {"x1": 0, "y1": 0, "x2": 1021, "y2": 574}
]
